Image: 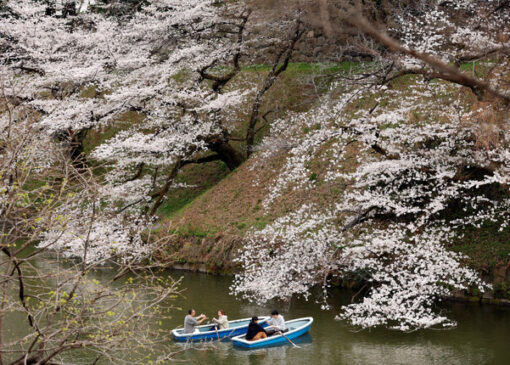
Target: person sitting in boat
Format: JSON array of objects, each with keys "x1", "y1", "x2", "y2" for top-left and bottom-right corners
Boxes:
[
  {"x1": 184, "y1": 309, "x2": 207, "y2": 334},
  {"x1": 265, "y1": 309, "x2": 287, "y2": 336},
  {"x1": 212, "y1": 309, "x2": 229, "y2": 330},
  {"x1": 245, "y1": 316, "x2": 267, "y2": 341}
]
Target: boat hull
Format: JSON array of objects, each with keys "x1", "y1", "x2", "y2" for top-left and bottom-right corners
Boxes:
[
  {"x1": 172, "y1": 316, "x2": 269, "y2": 342},
  {"x1": 232, "y1": 317, "x2": 313, "y2": 349}
]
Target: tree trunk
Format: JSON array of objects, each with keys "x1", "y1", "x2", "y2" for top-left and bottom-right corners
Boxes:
[
  {"x1": 54, "y1": 128, "x2": 90, "y2": 168},
  {"x1": 208, "y1": 140, "x2": 244, "y2": 170},
  {"x1": 148, "y1": 160, "x2": 182, "y2": 216},
  {"x1": 245, "y1": 21, "x2": 303, "y2": 157},
  {"x1": 69, "y1": 128, "x2": 90, "y2": 165}
]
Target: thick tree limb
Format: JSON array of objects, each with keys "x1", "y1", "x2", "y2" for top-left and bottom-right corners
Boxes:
[
  {"x1": 198, "y1": 10, "x2": 251, "y2": 92},
  {"x1": 126, "y1": 163, "x2": 145, "y2": 182},
  {"x1": 341, "y1": 206, "x2": 378, "y2": 232},
  {"x1": 245, "y1": 20, "x2": 305, "y2": 156},
  {"x1": 349, "y1": 13, "x2": 510, "y2": 103},
  {"x1": 181, "y1": 154, "x2": 223, "y2": 167},
  {"x1": 12, "y1": 64, "x2": 45, "y2": 76},
  {"x1": 206, "y1": 135, "x2": 245, "y2": 170},
  {"x1": 148, "y1": 160, "x2": 182, "y2": 216}
]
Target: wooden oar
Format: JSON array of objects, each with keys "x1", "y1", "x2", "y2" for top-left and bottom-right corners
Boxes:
[
  {"x1": 214, "y1": 325, "x2": 220, "y2": 340},
  {"x1": 278, "y1": 331, "x2": 301, "y2": 349},
  {"x1": 205, "y1": 320, "x2": 220, "y2": 340}
]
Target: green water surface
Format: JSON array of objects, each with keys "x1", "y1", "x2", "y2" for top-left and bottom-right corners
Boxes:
[
  {"x1": 4, "y1": 261, "x2": 510, "y2": 365},
  {"x1": 164, "y1": 272, "x2": 510, "y2": 365}
]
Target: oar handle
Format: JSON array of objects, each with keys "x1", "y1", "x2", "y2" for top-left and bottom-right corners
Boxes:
[{"x1": 278, "y1": 331, "x2": 301, "y2": 349}]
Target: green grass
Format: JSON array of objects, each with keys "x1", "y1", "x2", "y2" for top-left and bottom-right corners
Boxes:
[
  {"x1": 158, "y1": 192, "x2": 197, "y2": 217},
  {"x1": 171, "y1": 224, "x2": 217, "y2": 238},
  {"x1": 451, "y1": 221, "x2": 510, "y2": 272},
  {"x1": 241, "y1": 61, "x2": 371, "y2": 75},
  {"x1": 170, "y1": 69, "x2": 191, "y2": 84},
  {"x1": 82, "y1": 111, "x2": 144, "y2": 156},
  {"x1": 459, "y1": 60, "x2": 495, "y2": 71},
  {"x1": 459, "y1": 60, "x2": 496, "y2": 79},
  {"x1": 232, "y1": 215, "x2": 273, "y2": 233},
  {"x1": 80, "y1": 85, "x2": 112, "y2": 99},
  {"x1": 252, "y1": 216, "x2": 272, "y2": 230},
  {"x1": 23, "y1": 178, "x2": 50, "y2": 191},
  {"x1": 451, "y1": 221, "x2": 510, "y2": 299},
  {"x1": 157, "y1": 160, "x2": 230, "y2": 218}
]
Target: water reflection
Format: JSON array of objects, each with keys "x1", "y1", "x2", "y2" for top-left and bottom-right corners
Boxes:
[{"x1": 340, "y1": 342, "x2": 493, "y2": 365}]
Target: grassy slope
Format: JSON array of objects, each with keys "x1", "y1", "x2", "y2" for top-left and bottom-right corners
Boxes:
[
  {"x1": 162, "y1": 71, "x2": 446, "y2": 236},
  {"x1": 158, "y1": 62, "x2": 364, "y2": 234},
  {"x1": 157, "y1": 62, "x2": 344, "y2": 218},
  {"x1": 159, "y1": 62, "x2": 510, "y2": 288}
]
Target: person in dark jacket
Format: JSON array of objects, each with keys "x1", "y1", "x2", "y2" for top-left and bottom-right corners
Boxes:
[{"x1": 245, "y1": 316, "x2": 267, "y2": 341}]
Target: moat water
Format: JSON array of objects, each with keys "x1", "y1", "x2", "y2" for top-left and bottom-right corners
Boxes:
[{"x1": 5, "y1": 264, "x2": 510, "y2": 365}]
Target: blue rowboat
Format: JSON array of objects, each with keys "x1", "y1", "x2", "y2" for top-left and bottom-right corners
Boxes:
[
  {"x1": 172, "y1": 316, "x2": 269, "y2": 342},
  {"x1": 232, "y1": 317, "x2": 313, "y2": 349}
]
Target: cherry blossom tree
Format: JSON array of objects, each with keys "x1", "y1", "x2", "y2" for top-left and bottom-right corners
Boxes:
[
  {"x1": 232, "y1": 0, "x2": 510, "y2": 331},
  {"x1": 5, "y1": 0, "x2": 510, "y2": 333},
  {"x1": 2, "y1": 0, "x2": 306, "y2": 222}
]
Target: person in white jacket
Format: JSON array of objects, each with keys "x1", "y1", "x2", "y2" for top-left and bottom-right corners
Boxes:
[
  {"x1": 212, "y1": 309, "x2": 229, "y2": 330},
  {"x1": 266, "y1": 310, "x2": 287, "y2": 336}
]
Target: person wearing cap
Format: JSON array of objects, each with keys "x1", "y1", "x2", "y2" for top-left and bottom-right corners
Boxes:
[
  {"x1": 265, "y1": 309, "x2": 287, "y2": 336},
  {"x1": 245, "y1": 316, "x2": 267, "y2": 341}
]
